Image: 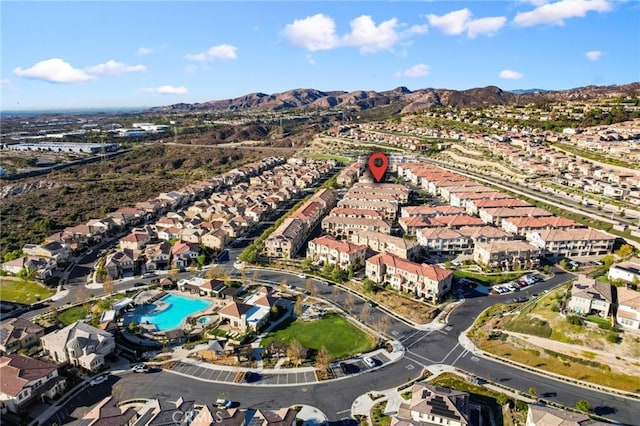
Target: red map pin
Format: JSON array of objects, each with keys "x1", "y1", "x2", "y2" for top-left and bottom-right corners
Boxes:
[{"x1": 368, "y1": 152, "x2": 388, "y2": 183}]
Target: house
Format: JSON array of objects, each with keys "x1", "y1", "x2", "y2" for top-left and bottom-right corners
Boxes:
[
  {"x1": 616, "y1": 287, "x2": 640, "y2": 330},
  {"x1": 191, "y1": 406, "x2": 245, "y2": 426},
  {"x1": 22, "y1": 241, "x2": 72, "y2": 263},
  {"x1": 567, "y1": 278, "x2": 613, "y2": 317},
  {"x1": 307, "y1": 235, "x2": 367, "y2": 271},
  {"x1": 608, "y1": 258, "x2": 640, "y2": 283},
  {"x1": 118, "y1": 231, "x2": 151, "y2": 253},
  {"x1": 201, "y1": 229, "x2": 229, "y2": 251},
  {"x1": 0, "y1": 318, "x2": 45, "y2": 355},
  {"x1": 171, "y1": 241, "x2": 200, "y2": 269},
  {"x1": 391, "y1": 383, "x2": 481, "y2": 426},
  {"x1": 0, "y1": 256, "x2": 58, "y2": 282},
  {"x1": 143, "y1": 241, "x2": 171, "y2": 271},
  {"x1": 525, "y1": 403, "x2": 605, "y2": 426},
  {"x1": 40, "y1": 321, "x2": 115, "y2": 372},
  {"x1": 245, "y1": 408, "x2": 298, "y2": 426},
  {"x1": 80, "y1": 396, "x2": 137, "y2": 426},
  {"x1": 177, "y1": 277, "x2": 226, "y2": 297},
  {"x1": 134, "y1": 397, "x2": 196, "y2": 425},
  {"x1": 473, "y1": 241, "x2": 541, "y2": 271},
  {"x1": 218, "y1": 301, "x2": 270, "y2": 332},
  {"x1": 0, "y1": 354, "x2": 66, "y2": 414},
  {"x1": 366, "y1": 253, "x2": 453, "y2": 303},
  {"x1": 104, "y1": 249, "x2": 135, "y2": 279}
]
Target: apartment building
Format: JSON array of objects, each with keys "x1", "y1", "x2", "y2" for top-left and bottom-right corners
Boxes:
[
  {"x1": 473, "y1": 240, "x2": 541, "y2": 271},
  {"x1": 307, "y1": 235, "x2": 367, "y2": 271},
  {"x1": 322, "y1": 216, "x2": 392, "y2": 238},
  {"x1": 526, "y1": 228, "x2": 616, "y2": 257},
  {"x1": 349, "y1": 230, "x2": 420, "y2": 260},
  {"x1": 366, "y1": 252, "x2": 452, "y2": 303}
]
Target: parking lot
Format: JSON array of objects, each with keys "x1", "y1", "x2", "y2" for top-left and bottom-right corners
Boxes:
[
  {"x1": 171, "y1": 361, "x2": 319, "y2": 385},
  {"x1": 492, "y1": 274, "x2": 543, "y2": 295}
]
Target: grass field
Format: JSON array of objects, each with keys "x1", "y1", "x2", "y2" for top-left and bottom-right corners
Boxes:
[
  {"x1": 261, "y1": 313, "x2": 375, "y2": 359},
  {"x1": 304, "y1": 153, "x2": 351, "y2": 164},
  {"x1": 0, "y1": 279, "x2": 55, "y2": 304},
  {"x1": 58, "y1": 306, "x2": 88, "y2": 326}
]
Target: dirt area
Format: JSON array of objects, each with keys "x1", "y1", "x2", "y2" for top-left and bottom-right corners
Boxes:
[
  {"x1": 439, "y1": 150, "x2": 526, "y2": 179},
  {"x1": 343, "y1": 281, "x2": 439, "y2": 324},
  {"x1": 506, "y1": 331, "x2": 640, "y2": 376}
]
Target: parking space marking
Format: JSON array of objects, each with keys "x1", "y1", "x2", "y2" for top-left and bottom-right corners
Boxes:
[{"x1": 471, "y1": 356, "x2": 480, "y2": 362}]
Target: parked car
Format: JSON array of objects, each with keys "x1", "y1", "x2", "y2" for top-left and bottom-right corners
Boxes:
[
  {"x1": 132, "y1": 364, "x2": 149, "y2": 373},
  {"x1": 363, "y1": 356, "x2": 376, "y2": 368},
  {"x1": 297, "y1": 273, "x2": 307, "y2": 279},
  {"x1": 90, "y1": 375, "x2": 109, "y2": 386},
  {"x1": 142, "y1": 272, "x2": 157, "y2": 279},
  {"x1": 215, "y1": 399, "x2": 233, "y2": 408},
  {"x1": 340, "y1": 362, "x2": 349, "y2": 374}
]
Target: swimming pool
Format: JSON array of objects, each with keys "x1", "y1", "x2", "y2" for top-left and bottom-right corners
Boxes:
[
  {"x1": 197, "y1": 317, "x2": 210, "y2": 324},
  {"x1": 129, "y1": 294, "x2": 211, "y2": 331}
]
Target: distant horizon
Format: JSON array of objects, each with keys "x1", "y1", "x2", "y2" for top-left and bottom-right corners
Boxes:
[
  {"x1": 3, "y1": 1, "x2": 638, "y2": 111},
  {"x1": 3, "y1": 80, "x2": 639, "y2": 116}
]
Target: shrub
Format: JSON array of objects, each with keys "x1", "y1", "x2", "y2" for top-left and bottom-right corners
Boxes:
[{"x1": 566, "y1": 315, "x2": 582, "y2": 326}]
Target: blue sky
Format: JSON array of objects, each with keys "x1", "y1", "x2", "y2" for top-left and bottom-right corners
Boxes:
[{"x1": 1, "y1": 1, "x2": 639, "y2": 111}]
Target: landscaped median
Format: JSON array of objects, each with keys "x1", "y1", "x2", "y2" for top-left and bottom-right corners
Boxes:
[{"x1": 467, "y1": 286, "x2": 640, "y2": 394}]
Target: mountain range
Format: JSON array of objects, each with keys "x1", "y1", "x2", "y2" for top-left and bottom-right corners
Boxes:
[{"x1": 152, "y1": 82, "x2": 640, "y2": 114}]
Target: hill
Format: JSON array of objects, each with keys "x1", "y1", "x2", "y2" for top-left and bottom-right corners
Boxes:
[{"x1": 150, "y1": 82, "x2": 640, "y2": 114}]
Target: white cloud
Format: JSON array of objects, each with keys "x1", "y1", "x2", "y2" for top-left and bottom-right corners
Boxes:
[
  {"x1": 84, "y1": 60, "x2": 146, "y2": 76},
  {"x1": 137, "y1": 46, "x2": 154, "y2": 56},
  {"x1": 186, "y1": 44, "x2": 238, "y2": 62},
  {"x1": 499, "y1": 69, "x2": 524, "y2": 79},
  {"x1": 406, "y1": 24, "x2": 429, "y2": 35},
  {"x1": 427, "y1": 8, "x2": 506, "y2": 38},
  {"x1": 586, "y1": 50, "x2": 603, "y2": 60},
  {"x1": 282, "y1": 13, "x2": 339, "y2": 51},
  {"x1": 282, "y1": 13, "x2": 427, "y2": 53},
  {"x1": 396, "y1": 64, "x2": 430, "y2": 78},
  {"x1": 13, "y1": 58, "x2": 94, "y2": 83},
  {"x1": 514, "y1": 0, "x2": 612, "y2": 27},
  {"x1": 342, "y1": 15, "x2": 400, "y2": 53},
  {"x1": 141, "y1": 85, "x2": 188, "y2": 95},
  {"x1": 466, "y1": 16, "x2": 508, "y2": 39},
  {"x1": 427, "y1": 8, "x2": 472, "y2": 35}
]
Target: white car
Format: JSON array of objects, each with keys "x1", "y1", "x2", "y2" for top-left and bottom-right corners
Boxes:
[
  {"x1": 215, "y1": 399, "x2": 232, "y2": 408},
  {"x1": 363, "y1": 356, "x2": 376, "y2": 368},
  {"x1": 90, "y1": 375, "x2": 109, "y2": 386},
  {"x1": 297, "y1": 273, "x2": 307, "y2": 279},
  {"x1": 132, "y1": 364, "x2": 149, "y2": 373}
]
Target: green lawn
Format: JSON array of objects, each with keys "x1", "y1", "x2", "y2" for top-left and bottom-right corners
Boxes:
[
  {"x1": 304, "y1": 153, "x2": 351, "y2": 164},
  {"x1": 58, "y1": 306, "x2": 89, "y2": 325},
  {"x1": 261, "y1": 313, "x2": 375, "y2": 359},
  {"x1": 0, "y1": 279, "x2": 55, "y2": 304}
]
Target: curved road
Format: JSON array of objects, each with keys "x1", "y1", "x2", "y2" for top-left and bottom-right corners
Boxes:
[{"x1": 36, "y1": 264, "x2": 640, "y2": 425}]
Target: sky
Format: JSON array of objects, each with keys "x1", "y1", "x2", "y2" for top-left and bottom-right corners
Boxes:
[{"x1": 1, "y1": 0, "x2": 639, "y2": 111}]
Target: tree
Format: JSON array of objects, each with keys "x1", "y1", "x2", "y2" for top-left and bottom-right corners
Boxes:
[
  {"x1": 300, "y1": 257, "x2": 312, "y2": 272},
  {"x1": 576, "y1": 399, "x2": 591, "y2": 412},
  {"x1": 280, "y1": 279, "x2": 288, "y2": 294},
  {"x1": 362, "y1": 279, "x2": 376, "y2": 293},
  {"x1": 189, "y1": 261, "x2": 198, "y2": 274},
  {"x1": 602, "y1": 254, "x2": 615, "y2": 267},
  {"x1": 294, "y1": 295, "x2": 304, "y2": 316},
  {"x1": 376, "y1": 315, "x2": 392, "y2": 337},
  {"x1": 528, "y1": 386, "x2": 537, "y2": 396},
  {"x1": 102, "y1": 274, "x2": 114, "y2": 295},
  {"x1": 615, "y1": 244, "x2": 634, "y2": 259},
  {"x1": 305, "y1": 278, "x2": 316, "y2": 297},
  {"x1": 286, "y1": 340, "x2": 307, "y2": 366},
  {"x1": 343, "y1": 293, "x2": 356, "y2": 313},
  {"x1": 315, "y1": 346, "x2": 332, "y2": 372},
  {"x1": 359, "y1": 303, "x2": 371, "y2": 323}
]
